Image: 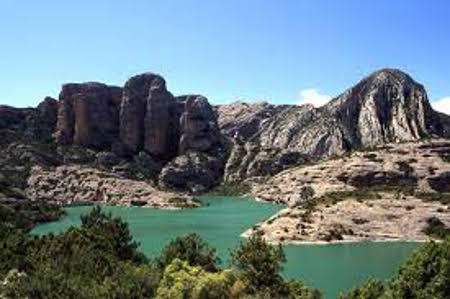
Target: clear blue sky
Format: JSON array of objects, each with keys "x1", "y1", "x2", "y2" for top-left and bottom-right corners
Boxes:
[{"x1": 1, "y1": 0, "x2": 449, "y2": 108}]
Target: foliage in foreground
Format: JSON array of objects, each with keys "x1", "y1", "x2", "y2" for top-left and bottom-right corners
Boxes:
[
  {"x1": 156, "y1": 233, "x2": 220, "y2": 272},
  {"x1": 0, "y1": 205, "x2": 321, "y2": 298},
  {"x1": 339, "y1": 278, "x2": 385, "y2": 299},
  {"x1": 1, "y1": 203, "x2": 450, "y2": 299},
  {"x1": 340, "y1": 238, "x2": 450, "y2": 299}
]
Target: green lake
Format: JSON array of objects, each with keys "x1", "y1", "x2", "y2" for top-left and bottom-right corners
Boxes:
[{"x1": 31, "y1": 196, "x2": 419, "y2": 298}]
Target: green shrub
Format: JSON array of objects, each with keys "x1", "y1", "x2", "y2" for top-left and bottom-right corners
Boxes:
[
  {"x1": 422, "y1": 217, "x2": 450, "y2": 239},
  {"x1": 339, "y1": 278, "x2": 385, "y2": 299},
  {"x1": 206, "y1": 181, "x2": 251, "y2": 196},
  {"x1": 415, "y1": 192, "x2": 450, "y2": 205},
  {"x1": 230, "y1": 233, "x2": 286, "y2": 294},
  {"x1": 396, "y1": 160, "x2": 414, "y2": 175},
  {"x1": 440, "y1": 154, "x2": 450, "y2": 163},
  {"x1": 0, "y1": 201, "x2": 65, "y2": 233},
  {"x1": 156, "y1": 259, "x2": 236, "y2": 299},
  {"x1": 156, "y1": 233, "x2": 220, "y2": 272},
  {"x1": 363, "y1": 153, "x2": 383, "y2": 163},
  {"x1": 386, "y1": 238, "x2": 450, "y2": 298}
]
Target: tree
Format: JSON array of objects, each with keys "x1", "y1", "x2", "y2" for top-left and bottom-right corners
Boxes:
[
  {"x1": 156, "y1": 259, "x2": 236, "y2": 299},
  {"x1": 80, "y1": 206, "x2": 145, "y2": 263},
  {"x1": 385, "y1": 237, "x2": 450, "y2": 298},
  {"x1": 156, "y1": 233, "x2": 220, "y2": 272},
  {"x1": 230, "y1": 233, "x2": 286, "y2": 294},
  {"x1": 339, "y1": 278, "x2": 385, "y2": 299}
]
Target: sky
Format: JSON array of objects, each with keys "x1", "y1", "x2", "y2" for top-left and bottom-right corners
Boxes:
[{"x1": 0, "y1": 0, "x2": 449, "y2": 113}]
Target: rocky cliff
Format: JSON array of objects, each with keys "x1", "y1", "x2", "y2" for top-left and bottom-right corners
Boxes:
[
  {"x1": 0, "y1": 72, "x2": 226, "y2": 206},
  {"x1": 218, "y1": 69, "x2": 447, "y2": 181},
  {"x1": 1, "y1": 68, "x2": 449, "y2": 204},
  {"x1": 52, "y1": 73, "x2": 226, "y2": 192}
]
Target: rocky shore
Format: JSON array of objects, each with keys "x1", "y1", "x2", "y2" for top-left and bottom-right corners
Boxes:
[{"x1": 244, "y1": 140, "x2": 450, "y2": 243}]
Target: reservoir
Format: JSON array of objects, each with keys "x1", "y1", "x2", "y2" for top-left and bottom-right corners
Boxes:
[{"x1": 31, "y1": 196, "x2": 419, "y2": 298}]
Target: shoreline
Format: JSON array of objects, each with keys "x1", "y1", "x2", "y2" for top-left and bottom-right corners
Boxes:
[{"x1": 240, "y1": 230, "x2": 440, "y2": 245}]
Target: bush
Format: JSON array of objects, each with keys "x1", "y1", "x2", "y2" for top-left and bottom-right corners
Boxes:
[
  {"x1": 415, "y1": 192, "x2": 450, "y2": 205},
  {"x1": 230, "y1": 233, "x2": 286, "y2": 294},
  {"x1": 440, "y1": 154, "x2": 450, "y2": 163},
  {"x1": 396, "y1": 161, "x2": 414, "y2": 175},
  {"x1": 422, "y1": 217, "x2": 450, "y2": 239},
  {"x1": 80, "y1": 206, "x2": 145, "y2": 263},
  {"x1": 386, "y1": 238, "x2": 450, "y2": 298},
  {"x1": 0, "y1": 201, "x2": 65, "y2": 233},
  {"x1": 156, "y1": 259, "x2": 236, "y2": 299},
  {"x1": 0, "y1": 207, "x2": 153, "y2": 298},
  {"x1": 207, "y1": 182, "x2": 251, "y2": 196},
  {"x1": 156, "y1": 233, "x2": 220, "y2": 272},
  {"x1": 339, "y1": 278, "x2": 385, "y2": 299},
  {"x1": 363, "y1": 153, "x2": 383, "y2": 163},
  {"x1": 230, "y1": 233, "x2": 321, "y2": 298}
]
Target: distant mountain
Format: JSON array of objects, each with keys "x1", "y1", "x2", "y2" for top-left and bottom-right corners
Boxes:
[{"x1": 217, "y1": 69, "x2": 450, "y2": 181}]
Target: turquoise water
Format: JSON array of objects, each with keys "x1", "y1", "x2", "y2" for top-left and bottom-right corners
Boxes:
[{"x1": 31, "y1": 196, "x2": 419, "y2": 298}]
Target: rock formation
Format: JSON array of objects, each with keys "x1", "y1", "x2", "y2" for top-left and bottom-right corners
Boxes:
[
  {"x1": 218, "y1": 69, "x2": 448, "y2": 181},
  {"x1": 179, "y1": 95, "x2": 221, "y2": 153},
  {"x1": 2, "y1": 67, "x2": 450, "y2": 198},
  {"x1": 159, "y1": 95, "x2": 226, "y2": 191},
  {"x1": 120, "y1": 73, "x2": 164, "y2": 154},
  {"x1": 50, "y1": 73, "x2": 226, "y2": 191},
  {"x1": 54, "y1": 82, "x2": 122, "y2": 149},
  {"x1": 144, "y1": 76, "x2": 174, "y2": 158}
]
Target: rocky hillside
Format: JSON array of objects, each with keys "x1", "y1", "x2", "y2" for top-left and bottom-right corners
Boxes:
[
  {"x1": 218, "y1": 69, "x2": 450, "y2": 181},
  {"x1": 53, "y1": 73, "x2": 227, "y2": 191},
  {"x1": 1, "y1": 68, "x2": 450, "y2": 207},
  {"x1": 0, "y1": 73, "x2": 227, "y2": 207},
  {"x1": 245, "y1": 140, "x2": 450, "y2": 244}
]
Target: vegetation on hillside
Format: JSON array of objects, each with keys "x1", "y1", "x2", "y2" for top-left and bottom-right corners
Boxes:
[{"x1": 206, "y1": 181, "x2": 252, "y2": 196}]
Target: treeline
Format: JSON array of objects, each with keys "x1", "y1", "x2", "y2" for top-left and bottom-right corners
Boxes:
[{"x1": 0, "y1": 203, "x2": 449, "y2": 298}]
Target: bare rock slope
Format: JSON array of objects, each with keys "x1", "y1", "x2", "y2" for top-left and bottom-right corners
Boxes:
[{"x1": 217, "y1": 69, "x2": 448, "y2": 181}]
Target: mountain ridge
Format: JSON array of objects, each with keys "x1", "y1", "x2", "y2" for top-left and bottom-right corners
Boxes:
[{"x1": 1, "y1": 68, "x2": 450, "y2": 204}]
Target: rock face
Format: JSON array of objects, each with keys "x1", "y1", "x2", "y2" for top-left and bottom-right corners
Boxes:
[
  {"x1": 217, "y1": 69, "x2": 447, "y2": 181},
  {"x1": 326, "y1": 69, "x2": 441, "y2": 147},
  {"x1": 0, "y1": 97, "x2": 58, "y2": 140},
  {"x1": 144, "y1": 77, "x2": 175, "y2": 157},
  {"x1": 179, "y1": 95, "x2": 221, "y2": 153},
  {"x1": 120, "y1": 73, "x2": 166, "y2": 154},
  {"x1": 54, "y1": 83, "x2": 122, "y2": 149},
  {"x1": 50, "y1": 73, "x2": 226, "y2": 191},
  {"x1": 159, "y1": 95, "x2": 226, "y2": 191},
  {"x1": 3, "y1": 68, "x2": 450, "y2": 197},
  {"x1": 0, "y1": 98, "x2": 60, "y2": 191}
]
